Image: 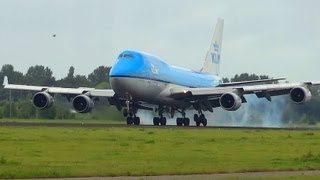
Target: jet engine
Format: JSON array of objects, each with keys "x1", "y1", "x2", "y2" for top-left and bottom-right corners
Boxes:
[
  {"x1": 72, "y1": 95, "x2": 94, "y2": 113},
  {"x1": 220, "y1": 92, "x2": 242, "y2": 111},
  {"x1": 32, "y1": 92, "x2": 54, "y2": 110},
  {"x1": 290, "y1": 87, "x2": 311, "y2": 104}
]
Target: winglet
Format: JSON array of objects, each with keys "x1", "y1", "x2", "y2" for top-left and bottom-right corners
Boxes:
[{"x1": 3, "y1": 76, "x2": 8, "y2": 86}]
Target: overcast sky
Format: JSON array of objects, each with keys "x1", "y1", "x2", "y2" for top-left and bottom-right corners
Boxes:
[{"x1": 0, "y1": 0, "x2": 319, "y2": 82}]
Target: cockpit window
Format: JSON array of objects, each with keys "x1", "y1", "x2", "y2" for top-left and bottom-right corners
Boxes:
[
  {"x1": 123, "y1": 54, "x2": 134, "y2": 58},
  {"x1": 118, "y1": 53, "x2": 134, "y2": 59}
]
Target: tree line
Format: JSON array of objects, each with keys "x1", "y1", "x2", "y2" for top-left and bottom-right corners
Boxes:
[
  {"x1": 0, "y1": 64, "x2": 319, "y2": 124},
  {"x1": 0, "y1": 64, "x2": 121, "y2": 120}
]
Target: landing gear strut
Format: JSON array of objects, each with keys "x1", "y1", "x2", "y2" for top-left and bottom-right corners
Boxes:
[
  {"x1": 194, "y1": 111, "x2": 207, "y2": 127},
  {"x1": 153, "y1": 106, "x2": 166, "y2": 126},
  {"x1": 176, "y1": 110, "x2": 190, "y2": 126},
  {"x1": 123, "y1": 100, "x2": 140, "y2": 125}
]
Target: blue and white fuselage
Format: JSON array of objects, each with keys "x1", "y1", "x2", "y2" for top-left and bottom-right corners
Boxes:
[{"x1": 109, "y1": 50, "x2": 222, "y2": 107}]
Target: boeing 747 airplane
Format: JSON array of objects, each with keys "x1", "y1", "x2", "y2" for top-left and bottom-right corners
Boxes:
[{"x1": 3, "y1": 19, "x2": 320, "y2": 126}]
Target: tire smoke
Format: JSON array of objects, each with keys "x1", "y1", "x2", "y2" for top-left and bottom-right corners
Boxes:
[{"x1": 137, "y1": 95, "x2": 286, "y2": 127}]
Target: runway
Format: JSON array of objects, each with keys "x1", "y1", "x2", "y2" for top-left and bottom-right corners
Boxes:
[
  {"x1": 1, "y1": 121, "x2": 320, "y2": 131},
  {"x1": 40, "y1": 170, "x2": 320, "y2": 180}
]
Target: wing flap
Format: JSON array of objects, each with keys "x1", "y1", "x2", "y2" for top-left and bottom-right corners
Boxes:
[{"x1": 218, "y1": 78, "x2": 286, "y2": 87}]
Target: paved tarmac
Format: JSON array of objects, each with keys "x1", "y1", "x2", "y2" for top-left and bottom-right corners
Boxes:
[
  {"x1": 1, "y1": 121, "x2": 320, "y2": 131},
  {"x1": 17, "y1": 170, "x2": 320, "y2": 180}
]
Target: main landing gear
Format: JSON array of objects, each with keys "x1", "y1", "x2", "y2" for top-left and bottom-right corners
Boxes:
[
  {"x1": 194, "y1": 112, "x2": 207, "y2": 127},
  {"x1": 153, "y1": 106, "x2": 167, "y2": 126},
  {"x1": 176, "y1": 111, "x2": 190, "y2": 126},
  {"x1": 153, "y1": 117, "x2": 167, "y2": 126},
  {"x1": 122, "y1": 100, "x2": 208, "y2": 127}
]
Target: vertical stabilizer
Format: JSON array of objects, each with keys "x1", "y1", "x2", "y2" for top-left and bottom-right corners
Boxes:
[
  {"x1": 3, "y1": 76, "x2": 8, "y2": 86},
  {"x1": 201, "y1": 18, "x2": 224, "y2": 75}
]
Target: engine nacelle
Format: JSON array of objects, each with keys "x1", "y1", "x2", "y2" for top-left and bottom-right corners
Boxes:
[
  {"x1": 72, "y1": 95, "x2": 94, "y2": 113},
  {"x1": 220, "y1": 92, "x2": 242, "y2": 111},
  {"x1": 290, "y1": 87, "x2": 312, "y2": 104},
  {"x1": 32, "y1": 92, "x2": 54, "y2": 110}
]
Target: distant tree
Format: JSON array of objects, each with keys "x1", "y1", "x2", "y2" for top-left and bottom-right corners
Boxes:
[
  {"x1": 95, "y1": 82, "x2": 111, "y2": 89},
  {"x1": 25, "y1": 65, "x2": 55, "y2": 86},
  {"x1": 73, "y1": 75, "x2": 91, "y2": 87},
  {"x1": 0, "y1": 64, "x2": 24, "y2": 84},
  {"x1": 259, "y1": 75, "x2": 269, "y2": 80},
  {"x1": 0, "y1": 100, "x2": 17, "y2": 118},
  {"x1": 231, "y1": 73, "x2": 269, "y2": 82},
  {"x1": 55, "y1": 105, "x2": 75, "y2": 120},
  {"x1": 67, "y1": 66, "x2": 75, "y2": 79},
  {"x1": 0, "y1": 64, "x2": 26, "y2": 101},
  {"x1": 37, "y1": 106, "x2": 56, "y2": 119},
  {"x1": 56, "y1": 66, "x2": 91, "y2": 88},
  {"x1": 88, "y1": 66, "x2": 111, "y2": 86},
  {"x1": 16, "y1": 98, "x2": 36, "y2": 119},
  {"x1": 222, "y1": 77, "x2": 230, "y2": 83}
]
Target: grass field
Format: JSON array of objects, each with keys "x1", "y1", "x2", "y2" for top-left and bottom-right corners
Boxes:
[{"x1": 0, "y1": 126, "x2": 320, "y2": 178}]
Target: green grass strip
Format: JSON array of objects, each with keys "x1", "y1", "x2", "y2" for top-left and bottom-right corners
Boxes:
[{"x1": 0, "y1": 127, "x2": 320, "y2": 178}]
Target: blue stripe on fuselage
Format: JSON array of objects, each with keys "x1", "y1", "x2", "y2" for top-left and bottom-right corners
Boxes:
[{"x1": 109, "y1": 50, "x2": 222, "y2": 88}]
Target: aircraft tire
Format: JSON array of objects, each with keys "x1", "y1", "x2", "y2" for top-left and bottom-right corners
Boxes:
[
  {"x1": 176, "y1": 118, "x2": 183, "y2": 126},
  {"x1": 153, "y1": 117, "x2": 160, "y2": 126},
  {"x1": 194, "y1": 114, "x2": 199, "y2": 121},
  {"x1": 202, "y1": 118, "x2": 207, "y2": 127},
  {"x1": 126, "y1": 117, "x2": 133, "y2": 125},
  {"x1": 134, "y1": 117, "x2": 140, "y2": 125},
  {"x1": 160, "y1": 117, "x2": 167, "y2": 126},
  {"x1": 199, "y1": 114, "x2": 207, "y2": 127},
  {"x1": 184, "y1": 118, "x2": 190, "y2": 126}
]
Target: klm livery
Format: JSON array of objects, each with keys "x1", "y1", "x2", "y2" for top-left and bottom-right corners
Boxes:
[{"x1": 3, "y1": 19, "x2": 320, "y2": 126}]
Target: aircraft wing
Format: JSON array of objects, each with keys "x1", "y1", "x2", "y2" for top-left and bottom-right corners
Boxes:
[
  {"x1": 217, "y1": 78, "x2": 286, "y2": 87},
  {"x1": 172, "y1": 81, "x2": 320, "y2": 97},
  {"x1": 170, "y1": 81, "x2": 320, "y2": 111},
  {"x1": 3, "y1": 76, "x2": 115, "y2": 97}
]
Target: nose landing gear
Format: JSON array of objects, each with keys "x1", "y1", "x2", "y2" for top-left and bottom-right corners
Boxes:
[
  {"x1": 126, "y1": 116, "x2": 140, "y2": 125},
  {"x1": 123, "y1": 100, "x2": 140, "y2": 125}
]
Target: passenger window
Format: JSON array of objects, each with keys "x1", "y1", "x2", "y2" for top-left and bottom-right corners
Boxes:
[{"x1": 118, "y1": 54, "x2": 123, "y2": 58}]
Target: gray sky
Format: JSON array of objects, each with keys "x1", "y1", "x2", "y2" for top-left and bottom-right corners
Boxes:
[{"x1": 0, "y1": 0, "x2": 319, "y2": 81}]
